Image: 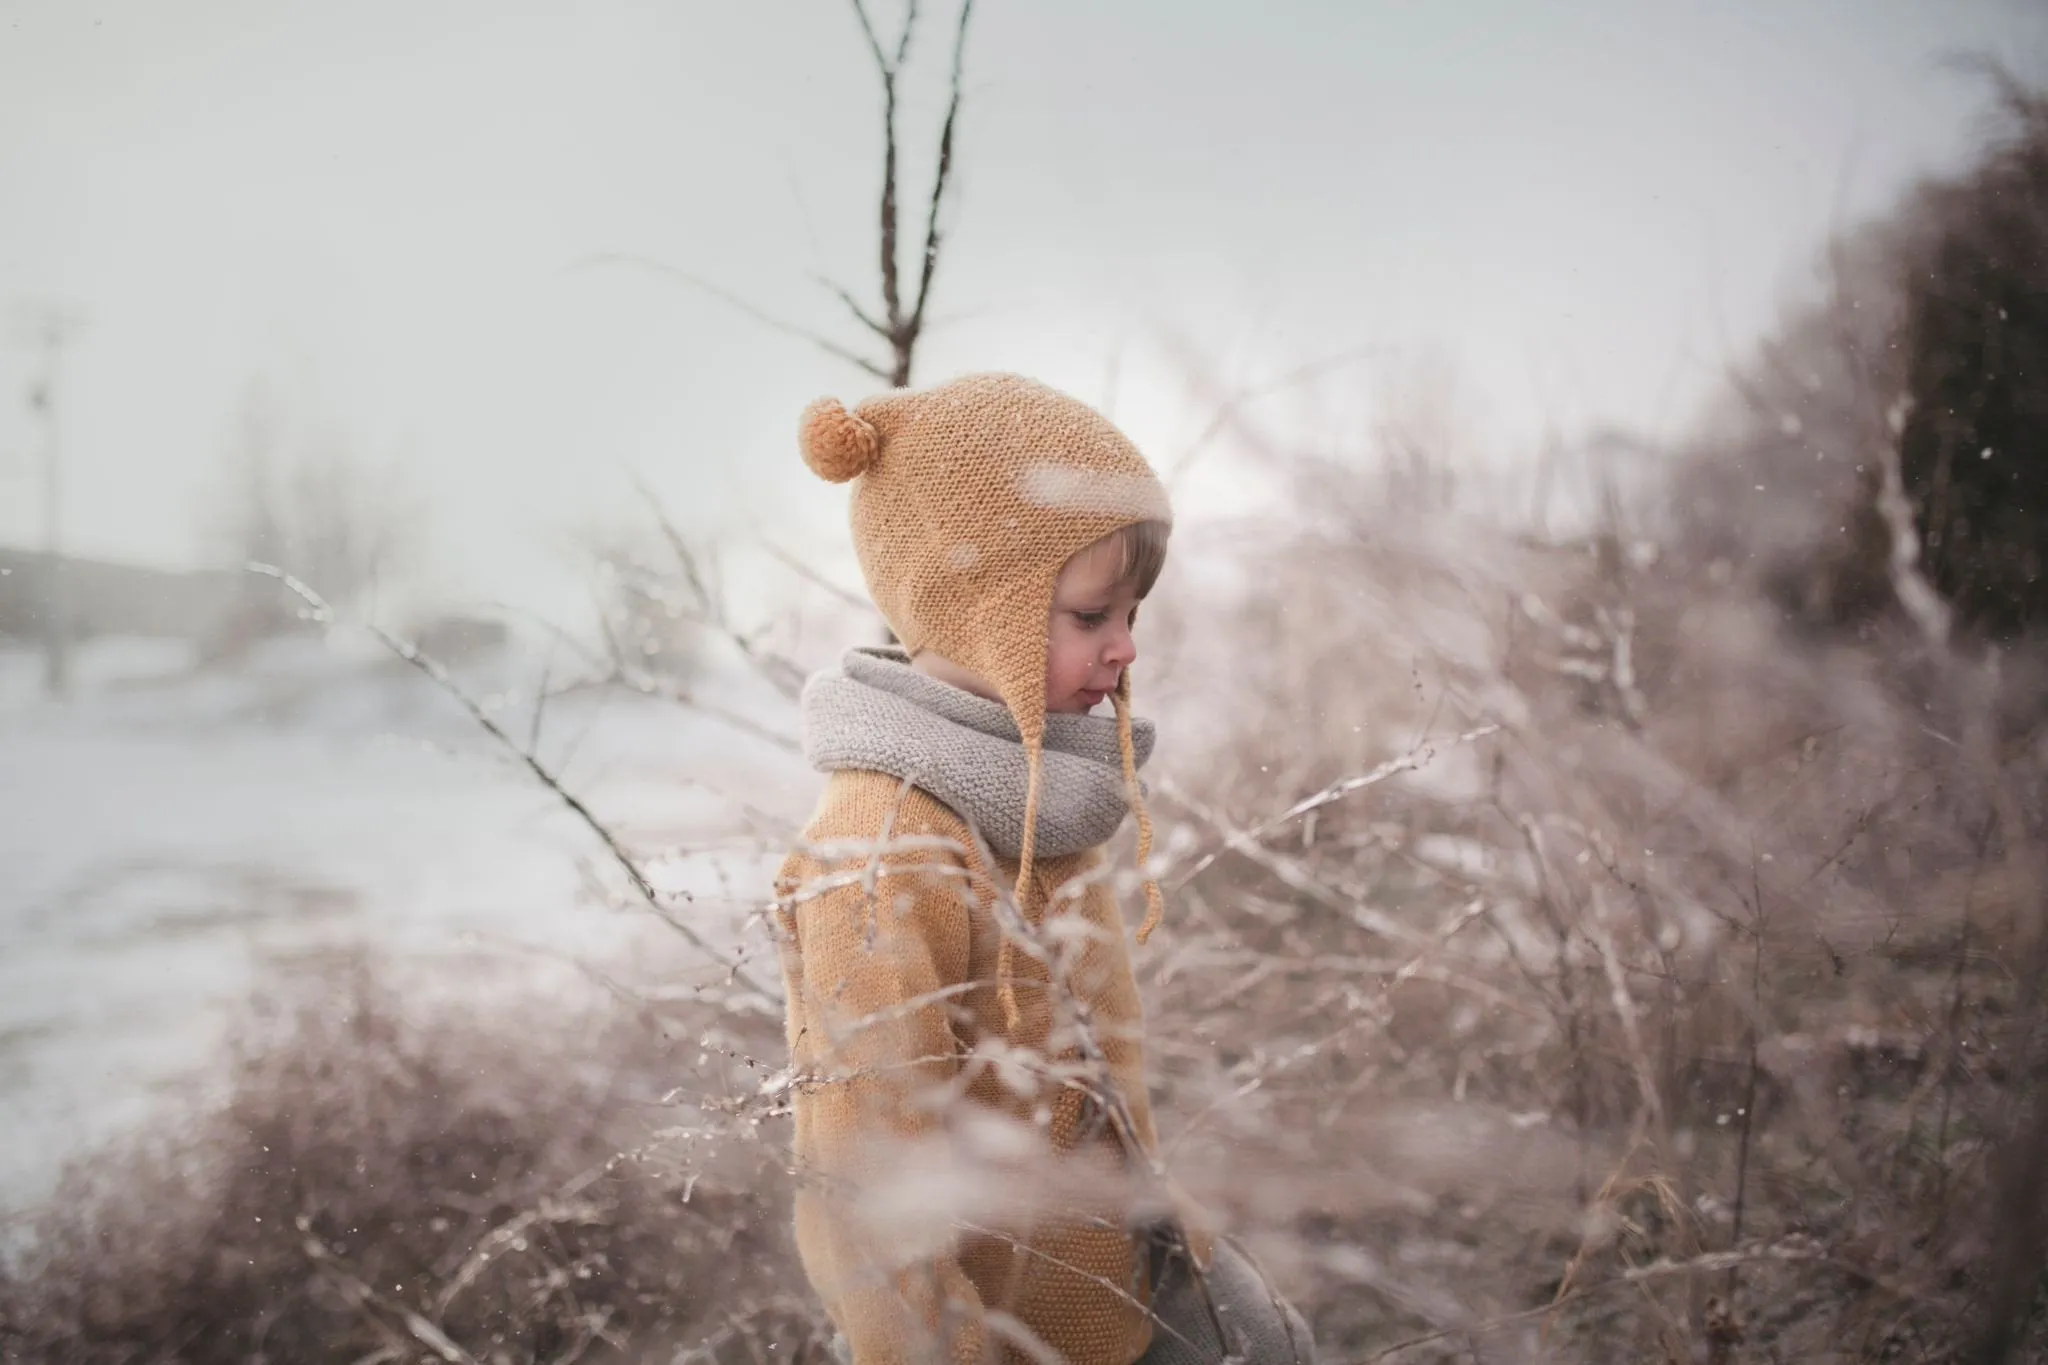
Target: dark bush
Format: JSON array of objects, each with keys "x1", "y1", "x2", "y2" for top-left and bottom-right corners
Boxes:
[
  {"x1": 1898, "y1": 80, "x2": 2048, "y2": 641},
  {"x1": 1670, "y1": 73, "x2": 2048, "y2": 651}
]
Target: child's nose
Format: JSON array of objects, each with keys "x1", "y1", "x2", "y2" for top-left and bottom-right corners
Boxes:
[{"x1": 1104, "y1": 626, "x2": 1137, "y2": 670}]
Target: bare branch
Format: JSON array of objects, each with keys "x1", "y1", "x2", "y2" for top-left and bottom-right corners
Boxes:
[
  {"x1": 1872, "y1": 396, "x2": 1954, "y2": 647},
  {"x1": 814, "y1": 272, "x2": 892, "y2": 338},
  {"x1": 622, "y1": 468, "x2": 809, "y2": 700},
  {"x1": 1166, "y1": 724, "x2": 1498, "y2": 891},
  {"x1": 557, "y1": 667, "x2": 801, "y2": 755},
  {"x1": 296, "y1": 1217, "x2": 484, "y2": 1365},
  {"x1": 1159, "y1": 777, "x2": 1436, "y2": 948},
  {"x1": 575, "y1": 251, "x2": 888, "y2": 381},
  {"x1": 894, "y1": 0, "x2": 920, "y2": 67},
  {"x1": 847, "y1": 0, "x2": 890, "y2": 75},
  {"x1": 248, "y1": 563, "x2": 774, "y2": 1006},
  {"x1": 761, "y1": 538, "x2": 879, "y2": 616},
  {"x1": 907, "y1": 0, "x2": 975, "y2": 344},
  {"x1": 527, "y1": 653, "x2": 553, "y2": 757},
  {"x1": 1167, "y1": 346, "x2": 1388, "y2": 487},
  {"x1": 850, "y1": 0, "x2": 908, "y2": 345},
  {"x1": 1360, "y1": 1244, "x2": 1833, "y2": 1361},
  {"x1": 623, "y1": 468, "x2": 715, "y2": 614}
]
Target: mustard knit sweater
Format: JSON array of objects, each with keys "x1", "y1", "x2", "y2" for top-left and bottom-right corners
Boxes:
[{"x1": 775, "y1": 770, "x2": 1200, "y2": 1365}]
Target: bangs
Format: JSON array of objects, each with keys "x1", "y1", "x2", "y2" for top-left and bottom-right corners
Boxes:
[{"x1": 1106, "y1": 519, "x2": 1172, "y2": 598}]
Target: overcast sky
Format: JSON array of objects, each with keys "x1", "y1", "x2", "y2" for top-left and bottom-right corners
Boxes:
[{"x1": 3, "y1": 0, "x2": 2046, "y2": 615}]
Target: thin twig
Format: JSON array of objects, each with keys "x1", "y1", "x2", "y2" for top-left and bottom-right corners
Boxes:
[
  {"x1": 760, "y1": 539, "x2": 877, "y2": 615},
  {"x1": 249, "y1": 563, "x2": 772, "y2": 1005},
  {"x1": 1934, "y1": 817, "x2": 1997, "y2": 1217},
  {"x1": 622, "y1": 468, "x2": 809, "y2": 700},
  {"x1": 814, "y1": 272, "x2": 890, "y2": 339},
  {"x1": 527, "y1": 653, "x2": 554, "y2": 758},
  {"x1": 573, "y1": 252, "x2": 889, "y2": 382},
  {"x1": 554, "y1": 666, "x2": 801, "y2": 755},
  {"x1": 1726, "y1": 852, "x2": 1767, "y2": 1307},
  {"x1": 1166, "y1": 724, "x2": 1498, "y2": 892},
  {"x1": 297, "y1": 1217, "x2": 483, "y2": 1365},
  {"x1": 1358, "y1": 1244, "x2": 1831, "y2": 1362},
  {"x1": 1167, "y1": 346, "x2": 1388, "y2": 486},
  {"x1": 906, "y1": 0, "x2": 974, "y2": 347},
  {"x1": 850, "y1": 0, "x2": 907, "y2": 355}
]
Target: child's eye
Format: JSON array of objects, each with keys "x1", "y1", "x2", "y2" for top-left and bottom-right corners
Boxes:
[{"x1": 1073, "y1": 610, "x2": 1110, "y2": 629}]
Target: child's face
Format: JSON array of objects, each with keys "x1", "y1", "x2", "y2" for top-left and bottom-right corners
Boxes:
[{"x1": 1045, "y1": 536, "x2": 1143, "y2": 715}]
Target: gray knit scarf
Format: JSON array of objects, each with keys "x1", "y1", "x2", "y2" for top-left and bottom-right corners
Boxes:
[{"x1": 800, "y1": 647, "x2": 1154, "y2": 860}]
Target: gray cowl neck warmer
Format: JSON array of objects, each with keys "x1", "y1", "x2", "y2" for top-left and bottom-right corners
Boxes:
[{"x1": 800, "y1": 646, "x2": 1155, "y2": 860}]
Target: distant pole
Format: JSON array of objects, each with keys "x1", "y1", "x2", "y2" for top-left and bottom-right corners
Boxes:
[{"x1": 20, "y1": 306, "x2": 84, "y2": 698}]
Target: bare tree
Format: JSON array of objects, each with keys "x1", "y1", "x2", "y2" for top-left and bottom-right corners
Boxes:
[
  {"x1": 574, "y1": 2, "x2": 976, "y2": 663},
  {"x1": 836, "y1": 0, "x2": 975, "y2": 387},
  {"x1": 594, "y1": 0, "x2": 975, "y2": 390}
]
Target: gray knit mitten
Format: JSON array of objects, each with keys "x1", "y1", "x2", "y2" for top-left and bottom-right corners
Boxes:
[{"x1": 1138, "y1": 1237, "x2": 1316, "y2": 1365}]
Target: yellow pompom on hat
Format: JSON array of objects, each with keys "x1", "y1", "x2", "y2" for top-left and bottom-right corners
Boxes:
[{"x1": 800, "y1": 372, "x2": 1172, "y2": 1010}]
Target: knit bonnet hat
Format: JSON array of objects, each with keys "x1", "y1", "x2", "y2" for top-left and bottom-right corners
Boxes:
[{"x1": 800, "y1": 373, "x2": 1171, "y2": 1000}]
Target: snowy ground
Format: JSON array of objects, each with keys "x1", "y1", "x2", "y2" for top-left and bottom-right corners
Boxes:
[{"x1": 0, "y1": 634, "x2": 814, "y2": 1219}]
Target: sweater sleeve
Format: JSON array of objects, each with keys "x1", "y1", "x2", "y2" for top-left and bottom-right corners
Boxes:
[{"x1": 786, "y1": 832, "x2": 990, "y2": 1365}]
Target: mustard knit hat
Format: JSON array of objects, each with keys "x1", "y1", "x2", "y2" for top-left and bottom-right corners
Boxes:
[{"x1": 800, "y1": 373, "x2": 1171, "y2": 1004}]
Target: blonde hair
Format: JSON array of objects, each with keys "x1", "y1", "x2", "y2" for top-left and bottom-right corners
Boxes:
[{"x1": 1101, "y1": 518, "x2": 1171, "y2": 598}]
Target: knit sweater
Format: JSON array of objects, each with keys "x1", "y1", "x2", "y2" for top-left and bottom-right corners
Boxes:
[{"x1": 775, "y1": 656, "x2": 1206, "y2": 1365}]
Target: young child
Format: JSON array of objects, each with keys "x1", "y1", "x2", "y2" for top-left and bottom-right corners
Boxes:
[{"x1": 775, "y1": 373, "x2": 1312, "y2": 1365}]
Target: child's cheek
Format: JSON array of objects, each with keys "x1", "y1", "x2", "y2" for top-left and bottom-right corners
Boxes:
[{"x1": 1045, "y1": 631, "x2": 1081, "y2": 694}]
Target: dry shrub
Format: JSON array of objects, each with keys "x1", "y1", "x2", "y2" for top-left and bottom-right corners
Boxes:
[
  {"x1": 1139, "y1": 485, "x2": 2048, "y2": 1363},
  {"x1": 1897, "y1": 75, "x2": 2048, "y2": 642},
  {"x1": 0, "y1": 950, "x2": 821, "y2": 1365},
  {"x1": 10, "y1": 449, "x2": 2048, "y2": 1363}
]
